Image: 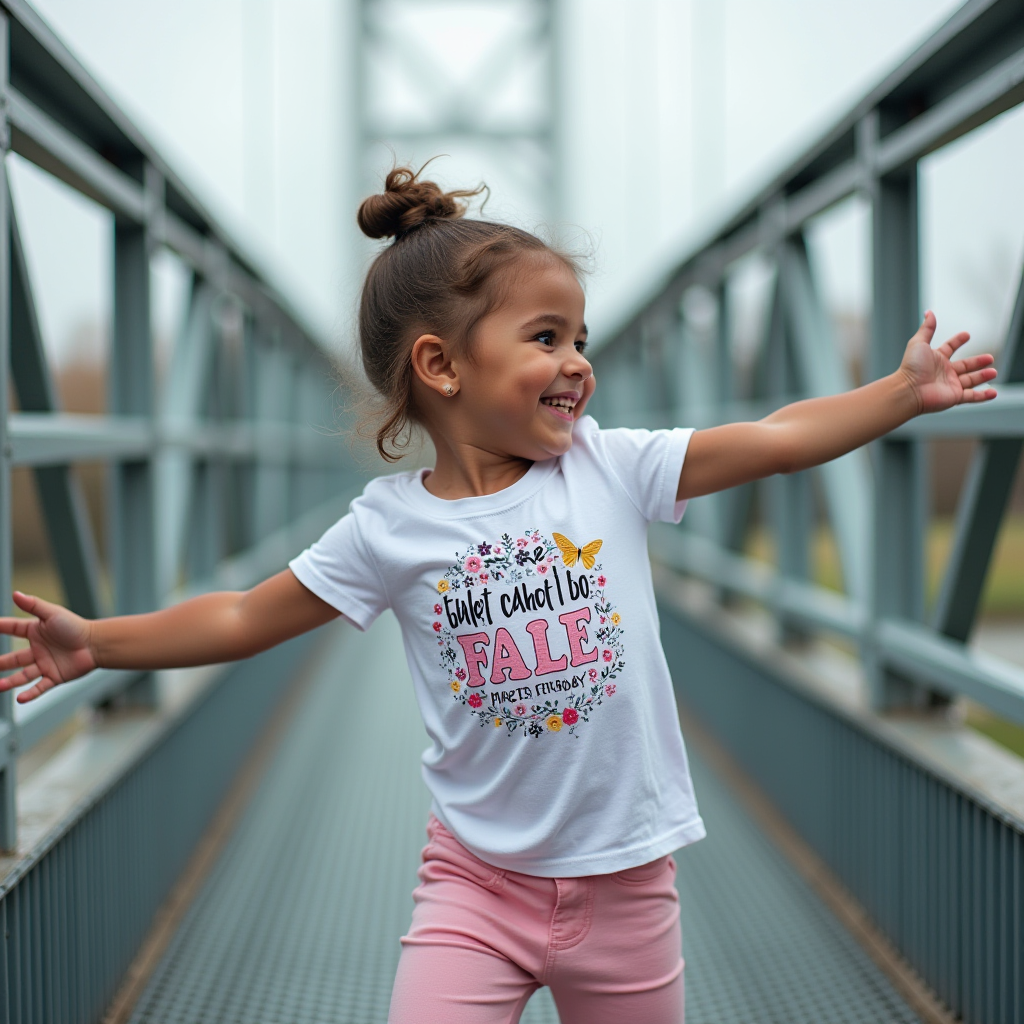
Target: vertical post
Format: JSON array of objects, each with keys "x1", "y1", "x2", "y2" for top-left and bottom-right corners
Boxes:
[
  {"x1": 186, "y1": 328, "x2": 223, "y2": 584},
  {"x1": 864, "y1": 114, "x2": 931, "y2": 710},
  {"x1": 0, "y1": 12, "x2": 17, "y2": 850},
  {"x1": 110, "y1": 169, "x2": 157, "y2": 706},
  {"x1": 284, "y1": 343, "x2": 301, "y2": 532},
  {"x1": 543, "y1": 0, "x2": 562, "y2": 225},
  {"x1": 239, "y1": 312, "x2": 259, "y2": 552},
  {"x1": 710, "y1": 278, "x2": 735, "y2": 548},
  {"x1": 768, "y1": 248, "x2": 812, "y2": 641},
  {"x1": 719, "y1": 275, "x2": 758, "y2": 562},
  {"x1": 253, "y1": 327, "x2": 290, "y2": 541}
]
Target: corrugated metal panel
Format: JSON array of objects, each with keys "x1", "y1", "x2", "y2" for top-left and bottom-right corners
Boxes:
[{"x1": 662, "y1": 602, "x2": 1024, "y2": 1024}]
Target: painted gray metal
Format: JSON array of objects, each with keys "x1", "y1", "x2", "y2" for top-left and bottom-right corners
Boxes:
[
  {"x1": 0, "y1": 2, "x2": 1015, "y2": 1023},
  {"x1": 9, "y1": 207, "x2": 102, "y2": 621},
  {"x1": 592, "y1": 0, "x2": 1024, "y2": 345},
  {"x1": 581, "y1": 4, "x2": 1024, "y2": 1021},
  {"x1": 661, "y1": 599, "x2": 1023, "y2": 1024},
  {"x1": 355, "y1": 0, "x2": 562, "y2": 222},
  {"x1": 588, "y1": 0, "x2": 1024, "y2": 724},
  {"x1": 931, "y1": 274, "x2": 1024, "y2": 643},
  {"x1": 0, "y1": 0, "x2": 365, "y2": 849},
  {"x1": 0, "y1": 629, "x2": 322, "y2": 1024},
  {"x1": 127, "y1": 616, "x2": 920, "y2": 1024},
  {"x1": 0, "y1": 11, "x2": 14, "y2": 850}
]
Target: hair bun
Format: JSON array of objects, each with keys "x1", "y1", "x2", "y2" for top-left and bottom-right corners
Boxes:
[{"x1": 357, "y1": 165, "x2": 480, "y2": 239}]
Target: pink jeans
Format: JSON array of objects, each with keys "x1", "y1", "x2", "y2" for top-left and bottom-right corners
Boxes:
[{"x1": 388, "y1": 816, "x2": 684, "y2": 1023}]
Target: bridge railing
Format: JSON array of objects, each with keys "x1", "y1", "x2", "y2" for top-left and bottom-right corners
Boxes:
[
  {"x1": 0, "y1": 0, "x2": 361, "y2": 850},
  {"x1": 588, "y1": 0, "x2": 1024, "y2": 730}
]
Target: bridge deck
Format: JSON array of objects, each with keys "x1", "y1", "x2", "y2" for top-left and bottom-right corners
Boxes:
[{"x1": 126, "y1": 614, "x2": 920, "y2": 1024}]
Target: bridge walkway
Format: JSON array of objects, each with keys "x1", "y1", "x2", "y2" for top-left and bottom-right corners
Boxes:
[{"x1": 123, "y1": 614, "x2": 921, "y2": 1024}]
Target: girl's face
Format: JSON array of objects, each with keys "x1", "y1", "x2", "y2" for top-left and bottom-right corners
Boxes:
[{"x1": 453, "y1": 257, "x2": 594, "y2": 462}]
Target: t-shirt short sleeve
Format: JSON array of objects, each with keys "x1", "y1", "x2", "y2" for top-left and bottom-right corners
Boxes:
[
  {"x1": 288, "y1": 512, "x2": 388, "y2": 631},
  {"x1": 598, "y1": 424, "x2": 695, "y2": 524}
]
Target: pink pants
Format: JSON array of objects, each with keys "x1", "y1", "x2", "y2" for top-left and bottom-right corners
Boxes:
[{"x1": 388, "y1": 816, "x2": 685, "y2": 1023}]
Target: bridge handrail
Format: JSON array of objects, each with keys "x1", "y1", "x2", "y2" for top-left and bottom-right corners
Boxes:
[
  {"x1": 587, "y1": 0, "x2": 1024, "y2": 726},
  {"x1": 0, "y1": 1, "x2": 361, "y2": 847}
]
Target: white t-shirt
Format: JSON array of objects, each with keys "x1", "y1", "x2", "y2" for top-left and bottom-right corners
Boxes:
[{"x1": 288, "y1": 416, "x2": 706, "y2": 876}]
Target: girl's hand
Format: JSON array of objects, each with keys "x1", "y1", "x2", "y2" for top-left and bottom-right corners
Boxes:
[
  {"x1": 898, "y1": 311, "x2": 998, "y2": 415},
  {"x1": 0, "y1": 591, "x2": 97, "y2": 702}
]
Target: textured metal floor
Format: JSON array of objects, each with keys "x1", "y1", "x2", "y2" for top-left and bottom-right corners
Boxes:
[{"x1": 128, "y1": 614, "x2": 920, "y2": 1024}]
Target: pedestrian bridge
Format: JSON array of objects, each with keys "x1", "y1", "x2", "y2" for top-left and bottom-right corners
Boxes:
[{"x1": 0, "y1": 3, "x2": 1022, "y2": 1024}]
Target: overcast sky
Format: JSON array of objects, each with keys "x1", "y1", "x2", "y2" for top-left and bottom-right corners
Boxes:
[{"x1": 14, "y1": 0, "x2": 1024, "y2": 370}]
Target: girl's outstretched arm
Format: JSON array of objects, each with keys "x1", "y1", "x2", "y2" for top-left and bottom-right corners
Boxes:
[
  {"x1": 677, "y1": 311, "x2": 998, "y2": 500},
  {"x1": 0, "y1": 569, "x2": 339, "y2": 703}
]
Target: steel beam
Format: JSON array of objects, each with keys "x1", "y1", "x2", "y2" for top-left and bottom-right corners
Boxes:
[
  {"x1": 156, "y1": 280, "x2": 216, "y2": 594},
  {"x1": 595, "y1": 5, "x2": 1024, "y2": 358},
  {"x1": 356, "y1": 0, "x2": 561, "y2": 222},
  {"x1": 877, "y1": 618, "x2": 1024, "y2": 727},
  {"x1": 779, "y1": 237, "x2": 871, "y2": 602},
  {"x1": 767, "y1": 255, "x2": 813, "y2": 608},
  {"x1": 6, "y1": 88, "x2": 145, "y2": 221},
  {"x1": 5, "y1": 414, "x2": 343, "y2": 468},
  {"x1": 0, "y1": 13, "x2": 15, "y2": 851},
  {"x1": 931, "y1": 264, "x2": 1024, "y2": 641},
  {"x1": 110, "y1": 208, "x2": 157, "y2": 705},
  {"x1": 252, "y1": 330, "x2": 292, "y2": 542},
  {"x1": 890, "y1": 384, "x2": 1024, "y2": 436},
  {"x1": 9, "y1": 201, "x2": 103, "y2": 618},
  {"x1": 875, "y1": 43, "x2": 1024, "y2": 175},
  {"x1": 0, "y1": 6, "x2": 361, "y2": 847},
  {"x1": 866, "y1": 160, "x2": 932, "y2": 710}
]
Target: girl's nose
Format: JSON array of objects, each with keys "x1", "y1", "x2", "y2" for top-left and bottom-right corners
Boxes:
[{"x1": 566, "y1": 352, "x2": 593, "y2": 381}]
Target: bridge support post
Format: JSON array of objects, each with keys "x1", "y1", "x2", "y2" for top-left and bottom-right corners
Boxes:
[
  {"x1": 766, "y1": 252, "x2": 812, "y2": 643},
  {"x1": 111, "y1": 169, "x2": 159, "y2": 706},
  {"x1": 864, "y1": 124, "x2": 933, "y2": 711},
  {"x1": 0, "y1": 11, "x2": 15, "y2": 850}
]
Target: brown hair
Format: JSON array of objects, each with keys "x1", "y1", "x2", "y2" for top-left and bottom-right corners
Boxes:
[{"x1": 356, "y1": 165, "x2": 582, "y2": 461}]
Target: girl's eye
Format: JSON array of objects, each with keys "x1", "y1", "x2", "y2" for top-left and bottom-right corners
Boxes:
[
  {"x1": 536, "y1": 330, "x2": 556, "y2": 346},
  {"x1": 575, "y1": 339, "x2": 588, "y2": 353}
]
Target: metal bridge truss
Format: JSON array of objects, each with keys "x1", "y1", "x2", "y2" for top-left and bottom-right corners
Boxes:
[
  {"x1": 589, "y1": 0, "x2": 1024, "y2": 727},
  {"x1": 0, "y1": 0, "x2": 359, "y2": 851},
  {"x1": 355, "y1": 0, "x2": 561, "y2": 221},
  {"x1": 588, "y1": 1, "x2": 1024, "y2": 1019}
]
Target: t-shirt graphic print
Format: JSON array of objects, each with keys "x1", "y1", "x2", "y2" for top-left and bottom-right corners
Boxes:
[
  {"x1": 438, "y1": 528, "x2": 624, "y2": 737},
  {"x1": 288, "y1": 416, "x2": 707, "y2": 876}
]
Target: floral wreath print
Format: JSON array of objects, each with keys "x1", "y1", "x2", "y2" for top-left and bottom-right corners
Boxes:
[{"x1": 431, "y1": 528, "x2": 625, "y2": 737}]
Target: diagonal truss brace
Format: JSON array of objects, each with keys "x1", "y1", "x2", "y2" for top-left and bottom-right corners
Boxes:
[
  {"x1": 779, "y1": 236, "x2": 872, "y2": 603},
  {"x1": 9, "y1": 193, "x2": 103, "y2": 618},
  {"x1": 156, "y1": 279, "x2": 217, "y2": 596},
  {"x1": 931, "y1": 260, "x2": 1024, "y2": 641}
]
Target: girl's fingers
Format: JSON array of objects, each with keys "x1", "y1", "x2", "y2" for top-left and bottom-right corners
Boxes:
[
  {"x1": 0, "y1": 664, "x2": 40, "y2": 691},
  {"x1": 959, "y1": 368, "x2": 998, "y2": 389},
  {"x1": 950, "y1": 354, "x2": 995, "y2": 374},
  {"x1": 0, "y1": 647, "x2": 36, "y2": 672},
  {"x1": 0, "y1": 617, "x2": 31, "y2": 638},
  {"x1": 17, "y1": 677, "x2": 55, "y2": 703},
  {"x1": 939, "y1": 331, "x2": 970, "y2": 355},
  {"x1": 961, "y1": 387, "x2": 997, "y2": 403},
  {"x1": 13, "y1": 591, "x2": 57, "y2": 622}
]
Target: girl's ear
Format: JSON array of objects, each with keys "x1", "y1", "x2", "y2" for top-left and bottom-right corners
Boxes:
[{"x1": 411, "y1": 334, "x2": 459, "y2": 397}]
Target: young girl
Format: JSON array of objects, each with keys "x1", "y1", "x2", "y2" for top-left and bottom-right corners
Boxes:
[{"x1": 0, "y1": 167, "x2": 997, "y2": 1024}]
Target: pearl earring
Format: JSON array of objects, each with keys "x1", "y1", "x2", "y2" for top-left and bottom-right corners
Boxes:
[{"x1": 443, "y1": 384, "x2": 455, "y2": 396}]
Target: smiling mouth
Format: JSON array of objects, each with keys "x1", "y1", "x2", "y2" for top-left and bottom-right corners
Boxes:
[{"x1": 540, "y1": 396, "x2": 578, "y2": 416}]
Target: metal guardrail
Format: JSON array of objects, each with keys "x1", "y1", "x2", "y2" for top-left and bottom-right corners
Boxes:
[
  {"x1": 659, "y1": 598, "x2": 1023, "y2": 1024},
  {"x1": 588, "y1": 0, "x2": 1024, "y2": 728},
  {"x1": 0, "y1": 0, "x2": 361, "y2": 850}
]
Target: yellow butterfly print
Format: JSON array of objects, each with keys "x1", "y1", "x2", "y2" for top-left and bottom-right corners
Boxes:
[{"x1": 552, "y1": 532, "x2": 603, "y2": 570}]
